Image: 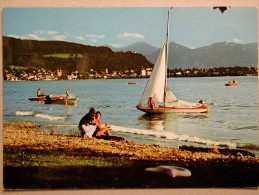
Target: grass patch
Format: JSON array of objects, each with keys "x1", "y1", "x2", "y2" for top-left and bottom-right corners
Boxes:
[
  {"x1": 44, "y1": 54, "x2": 83, "y2": 58},
  {"x1": 3, "y1": 149, "x2": 134, "y2": 167},
  {"x1": 8, "y1": 65, "x2": 27, "y2": 70}
]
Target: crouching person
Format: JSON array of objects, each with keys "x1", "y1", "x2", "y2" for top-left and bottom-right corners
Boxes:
[{"x1": 78, "y1": 108, "x2": 97, "y2": 138}]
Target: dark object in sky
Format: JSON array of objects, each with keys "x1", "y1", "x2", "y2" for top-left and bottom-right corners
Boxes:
[{"x1": 213, "y1": 7, "x2": 229, "y2": 13}]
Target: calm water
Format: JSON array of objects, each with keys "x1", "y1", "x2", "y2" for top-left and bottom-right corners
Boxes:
[{"x1": 3, "y1": 76, "x2": 259, "y2": 156}]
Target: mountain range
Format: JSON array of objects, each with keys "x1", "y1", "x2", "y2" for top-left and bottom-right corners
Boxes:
[{"x1": 108, "y1": 41, "x2": 258, "y2": 69}]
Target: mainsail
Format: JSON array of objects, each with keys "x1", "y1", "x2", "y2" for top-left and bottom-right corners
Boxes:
[{"x1": 138, "y1": 42, "x2": 166, "y2": 107}]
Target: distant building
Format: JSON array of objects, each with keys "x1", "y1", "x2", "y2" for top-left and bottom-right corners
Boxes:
[
  {"x1": 5, "y1": 74, "x2": 13, "y2": 79},
  {"x1": 146, "y1": 68, "x2": 153, "y2": 76},
  {"x1": 140, "y1": 69, "x2": 146, "y2": 76},
  {"x1": 57, "y1": 67, "x2": 62, "y2": 77}
]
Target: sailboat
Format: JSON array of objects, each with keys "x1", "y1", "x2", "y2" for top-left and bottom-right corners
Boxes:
[{"x1": 137, "y1": 11, "x2": 210, "y2": 114}]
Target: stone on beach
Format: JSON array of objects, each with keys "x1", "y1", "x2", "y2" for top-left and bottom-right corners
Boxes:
[{"x1": 145, "y1": 165, "x2": 191, "y2": 178}]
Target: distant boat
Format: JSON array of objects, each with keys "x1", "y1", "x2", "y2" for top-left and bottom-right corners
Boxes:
[
  {"x1": 137, "y1": 11, "x2": 209, "y2": 114},
  {"x1": 44, "y1": 96, "x2": 78, "y2": 105},
  {"x1": 225, "y1": 80, "x2": 238, "y2": 86},
  {"x1": 128, "y1": 82, "x2": 137, "y2": 85},
  {"x1": 225, "y1": 83, "x2": 238, "y2": 86}
]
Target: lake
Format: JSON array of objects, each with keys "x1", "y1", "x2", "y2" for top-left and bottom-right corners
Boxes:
[{"x1": 3, "y1": 76, "x2": 259, "y2": 156}]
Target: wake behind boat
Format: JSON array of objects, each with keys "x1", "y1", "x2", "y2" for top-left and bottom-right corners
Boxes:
[{"x1": 137, "y1": 11, "x2": 209, "y2": 114}]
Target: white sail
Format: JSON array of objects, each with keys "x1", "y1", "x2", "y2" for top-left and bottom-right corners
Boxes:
[{"x1": 138, "y1": 42, "x2": 167, "y2": 107}]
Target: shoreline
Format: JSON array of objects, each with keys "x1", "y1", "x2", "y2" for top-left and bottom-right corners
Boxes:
[{"x1": 3, "y1": 122, "x2": 259, "y2": 189}]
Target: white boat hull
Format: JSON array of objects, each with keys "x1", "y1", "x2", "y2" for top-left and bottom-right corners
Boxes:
[{"x1": 137, "y1": 106, "x2": 210, "y2": 114}]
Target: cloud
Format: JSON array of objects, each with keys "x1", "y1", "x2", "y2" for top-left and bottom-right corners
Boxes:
[
  {"x1": 8, "y1": 34, "x2": 46, "y2": 40},
  {"x1": 233, "y1": 38, "x2": 242, "y2": 43},
  {"x1": 118, "y1": 32, "x2": 145, "y2": 39},
  {"x1": 26, "y1": 34, "x2": 46, "y2": 40},
  {"x1": 53, "y1": 35, "x2": 66, "y2": 41},
  {"x1": 34, "y1": 30, "x2": 58, "y2": 35},
  {"x1": 86, "y1": 34, "x2": 105, "y2": 39},
  {"x1": 75, "y1": 36, "x2": 85, "y2": 41},
  {"x1": 109, "y1": 43, "x2": 120, "y2": 48},
  {"x1": 34, "y1": 30, "x2": 46, "y2": 34},
  {"x1": 7, "y1": 35, "x2": 26, "y2": 39},
  {"x1": 90, "y1": 39, "x2": 98, "y2": 43},
  {"x1": 47, "y1": 31, "x2": 58, "y2": 35}
]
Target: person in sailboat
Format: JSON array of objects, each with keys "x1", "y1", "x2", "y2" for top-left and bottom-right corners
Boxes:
[
  {"x1": 78, "y1": 108, "x2": 97, "y2": 138},
  {"x1": 92, "y1": 111, "x2": 112, "y2": 137},
  {"x1": 148, "y1": 97, "x2": 155, "y2": 109}
]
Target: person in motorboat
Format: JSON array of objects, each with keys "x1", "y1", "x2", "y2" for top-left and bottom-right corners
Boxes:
[
  {"x1": 148, "y1": 97, "x2": 155, "y2": 109},
  {"x1": 78, "y1": 108, "x2": 97, "y2": 138},
  {"x1": 66, "y1": 90, "x2": 70, "y2": 99},
  {"x1": 199, "y1": 100, "x2": 206, "y2": 106},
  {"x1": 92, "y1": 111, "x2": 112, "y2": 137},
  {"x1": 37, "y1": 88, "x2": 45, "y2": 97}
]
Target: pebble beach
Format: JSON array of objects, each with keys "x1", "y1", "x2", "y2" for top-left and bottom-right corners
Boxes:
[{"x1": 3, "y1": 122, "x2": 259, "y2": 189}]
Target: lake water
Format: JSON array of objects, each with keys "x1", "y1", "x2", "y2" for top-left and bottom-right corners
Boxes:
[{"x1": 3, "y1": 76, "x2": 259, "y2": 156}]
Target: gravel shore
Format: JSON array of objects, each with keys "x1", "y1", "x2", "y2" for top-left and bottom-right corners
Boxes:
[{"x1": 3, "y1": 123, "x2": 259, "y2": 189}]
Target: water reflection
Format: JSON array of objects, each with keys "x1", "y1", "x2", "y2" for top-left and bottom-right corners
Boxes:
[
  {"x1": 138, "y1": 112, "x2": 210, "y2": 133},
  {"x1": 138, "y1": 114, "x2": 166, "y2": 131}
]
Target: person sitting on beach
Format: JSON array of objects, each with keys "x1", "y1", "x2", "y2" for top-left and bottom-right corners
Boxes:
[
  {"x1": 148, "y1": 97, "x2": 155, "y2": 109},
  {"x1": 92, "y1": 111, "x2": 112, "y2": 137},
  {"x1": 78, "y1": 108, "x2": 97, "y2": 138},
  {"x1": 37, "y1": 88, "x2": 45, "y2": 97}
]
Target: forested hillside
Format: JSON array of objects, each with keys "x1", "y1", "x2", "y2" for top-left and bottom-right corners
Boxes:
[{"x1": 3, "y1": 36, "x2": 153, "y2": 75}]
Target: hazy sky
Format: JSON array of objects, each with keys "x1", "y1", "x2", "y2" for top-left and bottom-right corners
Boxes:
[{"x1": 2, "y1": 7, "x2": 257, "y2": 49}]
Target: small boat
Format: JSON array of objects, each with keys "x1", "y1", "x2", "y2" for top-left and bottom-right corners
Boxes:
[
  {"x1": 137, "y1": 11, "x2": 209, "y2": 114},
  {"x1": 225, "y1": 83, "x2": 238, "y2": 86},
  {"x1": 44, "y1": 96, "x2": 78, "y2": 105},
  {"x1": 128, "y1": 82, "x2": 137, "y2": 85},
  {"x1": 28, "y1": 95, "x2": 66, "y2": 101}
]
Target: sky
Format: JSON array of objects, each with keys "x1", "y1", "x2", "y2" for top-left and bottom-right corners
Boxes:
[{"x1": 2, "y1": 7, "x2": 258, "y2": 49}]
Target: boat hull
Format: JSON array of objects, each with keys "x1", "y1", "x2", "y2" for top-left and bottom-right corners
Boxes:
[
  {"x1": 225, "y1": 83, "x2": 238, "y2": 86},
  {"x1": 137, "y1": 106, "x2": 210, "y2": 113},
  {"x1": 28, "y1": 96, "x2": 66, "y2": 101},
  {"x1": 45, "y1": 97, "x2": 78, "y2": 105},
  {"x1": 28, "y1": 97, "x2": 46, "y2": 101}
]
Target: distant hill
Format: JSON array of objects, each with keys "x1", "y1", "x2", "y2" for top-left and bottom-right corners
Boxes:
[
  {"x1": 108, "y1": 42, "x2": 159, "y2": 64},
  {"x1": 109, "y1": 42, "x2": 258, "y2": 69},
  {"x1": 3, "y1": 36, "x2": 153, "y2": 74}
]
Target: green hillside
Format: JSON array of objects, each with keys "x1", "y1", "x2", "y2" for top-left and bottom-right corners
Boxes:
[{"x1": 3, "y1": 36, "x2": 153, "y2": 74}]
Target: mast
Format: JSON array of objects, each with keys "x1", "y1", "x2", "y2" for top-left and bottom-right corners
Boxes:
[{"x1": 164, "y1": 11, "x2": 169, "y2": 105}]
